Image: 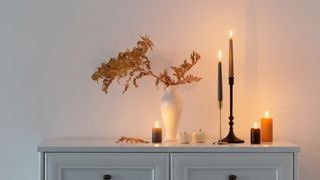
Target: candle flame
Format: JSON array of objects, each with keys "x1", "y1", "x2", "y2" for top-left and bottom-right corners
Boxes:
[
  {"x1": 218, "y1": 50, "x2": 222, "y2": 60},
  {"x1": 265, "y1": 110, "x2": 269, "y2": 118},
  {"x1": 254, "y1": 123, "x2": 258, "y2": 129},
  {"x1": 155, "y1": 121, "x2": 159, "y2": 128},
  {"x1": 229, "y1": 30, "x2": 233, "y2": 38}
]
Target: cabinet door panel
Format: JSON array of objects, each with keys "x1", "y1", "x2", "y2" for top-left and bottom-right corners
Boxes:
[
  {"x1": 187, "y1": 168, "x2": 277, "y2": 180},
  {"x1": 61, "y1": 168, "x2": 153, "y2": 180},
  {"x1": 171, "y1": 153, "x2": 293, "y2": 180},
  {"x1": 46, "y1": 153, "x2": 169, "y2": 180}
]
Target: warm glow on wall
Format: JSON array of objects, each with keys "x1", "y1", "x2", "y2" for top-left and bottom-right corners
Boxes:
[
  {"x1": 229, "y1": 30, "x2": 233, "y2": 38},
  {"x1": 265, "y1": 110, "x2": 269, "y2": 118},
  {"x1": 218, "y1": 50, "x2": 222, "y2": 60}
]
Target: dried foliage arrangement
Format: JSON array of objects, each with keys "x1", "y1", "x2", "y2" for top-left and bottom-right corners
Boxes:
[{"x1": 91, "y1": 36, "x2": 202, "y2": 93}]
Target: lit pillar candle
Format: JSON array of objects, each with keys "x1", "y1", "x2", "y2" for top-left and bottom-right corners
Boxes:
[
  {"x1": 152, "y1": 121, "x2": 162, "y2": 143},
  {"x1": 261, "y1": 111, "x2": 273, "y2": 142},
  {"x1": 218, "y1": 50, "x2": 223, "y2": 102},
  {"x1": 229, "y1": 30, "x2": 234, "y2": 77},
  {"x1": 251, "y1": 123, "x2": 261, "y2": 144}
]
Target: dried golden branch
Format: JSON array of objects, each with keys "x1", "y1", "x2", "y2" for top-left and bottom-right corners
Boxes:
[
  {"x1": 91, "y1": 36, "x2": 202, "y2": 93},
  {"x1": 116, "y1": 136, "x2": 150, "y2": 143}
]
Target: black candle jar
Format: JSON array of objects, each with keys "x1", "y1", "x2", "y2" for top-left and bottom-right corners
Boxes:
[
  {"x1": 251, "y1": 127, "x2": 261, "y2": 144},
  {"x1": 152, "y1": 128, "x2": 162, "y2": 143}
]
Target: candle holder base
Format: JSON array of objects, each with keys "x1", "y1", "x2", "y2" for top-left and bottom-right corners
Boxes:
[
  {"x1": 222, "y1": 129, "x2": 244, "y2": 143},
  {"x1": 213, "y1": 140, "x2": 228, "y2": 145}
]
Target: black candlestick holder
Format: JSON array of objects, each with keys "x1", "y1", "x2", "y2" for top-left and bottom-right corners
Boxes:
[{"x1": 221, "y1": 77, "x2": 244, "y2": 143}]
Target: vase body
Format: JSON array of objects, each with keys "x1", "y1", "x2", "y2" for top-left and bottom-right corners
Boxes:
[{"x1": 161, "y1": 86, "x2": 182, "y2": 142}]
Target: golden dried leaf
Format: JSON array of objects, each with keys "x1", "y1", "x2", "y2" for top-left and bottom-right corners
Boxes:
[{"x1": 91, "y1": 36, "x2": 202, "y2": 93}]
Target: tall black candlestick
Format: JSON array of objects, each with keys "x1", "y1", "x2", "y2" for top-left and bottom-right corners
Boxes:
[
  {"x1": 221, "y1": 77, "x2": 244, "y2": 143},
  {"x1": 222, "y1": 30, "x2": 244, "y2": 143}
]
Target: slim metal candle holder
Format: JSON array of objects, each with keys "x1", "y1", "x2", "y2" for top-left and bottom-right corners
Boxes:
[
  {"x1": 213, "y1": 101, "x2": 228, "y2": 145},
  {"x1": 221, "y1": 77, "x2": 244, "y2": 143}
]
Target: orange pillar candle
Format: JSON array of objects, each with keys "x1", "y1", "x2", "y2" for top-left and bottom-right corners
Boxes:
[{"x1": 261, "y1": 110, "x2": 273, "y2": 142}]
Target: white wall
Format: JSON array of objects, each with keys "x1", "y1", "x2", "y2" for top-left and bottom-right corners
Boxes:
[{"x1": 1, "y1": 0, "x2": 319, "y2": 179}]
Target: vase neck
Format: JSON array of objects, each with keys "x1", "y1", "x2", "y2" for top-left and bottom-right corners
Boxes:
[{"x1": 165, "y1": 86, "x2": 178, "y2": 93}]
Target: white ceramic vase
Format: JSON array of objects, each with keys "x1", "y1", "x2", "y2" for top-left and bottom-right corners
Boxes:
[{"x1": 161, "y1": 86, "x2": 182, "y2": 142}]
